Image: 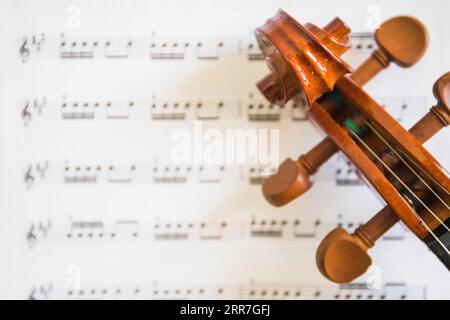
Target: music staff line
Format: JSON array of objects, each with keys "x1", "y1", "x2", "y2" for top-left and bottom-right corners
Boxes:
[
  {"x1": 25, "y1": 215, "x2": 408, "y2": 249},
  {"x1": 19, "y1": 32, "x2": 375, "y2": 63},
  {"x1": 21, "y1": 96, "x2": 305, "y2": 126},
  {"x1": 23, "y1": 158, "x2": 366, "y2": 190},
  {"x1": 28, "y1": 281, "x2": 425, "y2": 300},
  {"x1": 21, "y1": 96, "x2": 427, "y2": 126}
]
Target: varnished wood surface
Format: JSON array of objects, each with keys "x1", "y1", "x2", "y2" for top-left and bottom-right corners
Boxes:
[
  {"x1": 261, "y1": 16, "x2": 429, "y2": 207},
  {"x1": 351, "y1": 16, "x2": 428, "y2": 85},
  {"x1": 308, "y1": 98, "x2": 429, "y2": 239},
  {"x1": 255, "y1": 10, "x2": 351, "y2": 107},
  {"x1": 255, "y1": 10, "x2": 449, "y2": 282},
  {"x1": 316, "y1": 73, "x2": 450, "y2": 283},
  {"x1": 336, "y1": 76, "x2": 450, "y2": 196}
]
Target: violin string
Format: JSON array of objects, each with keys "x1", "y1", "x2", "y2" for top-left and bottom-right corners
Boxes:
[
  {"x1": 347, "y1": 123, "x2": 448, "y2": 232},
  {"x1": 347, "y1": 129, "x2": 450, "y2": 255},
  {"x1": 396, "y1": 146, "x2": 450, "y2": 196},
  {"x1": 363, "y1": 120, "x2": 450, "y2": 211},
  {"x1": 359, "y1": 121, "x2": 449, "y2": 232}
]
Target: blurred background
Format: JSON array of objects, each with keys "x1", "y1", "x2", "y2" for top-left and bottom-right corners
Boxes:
[{"x1": 0, "y1": 0, "x2": 449, "y2": 299}]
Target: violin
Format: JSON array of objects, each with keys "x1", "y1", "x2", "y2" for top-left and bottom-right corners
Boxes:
[{"x1": 255, "y1": 10, "x2": 449, "y2": 283}]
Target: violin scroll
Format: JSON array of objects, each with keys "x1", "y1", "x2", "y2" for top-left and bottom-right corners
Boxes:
[
  {"x1": 255, "y1": 10, "x2": 351, "y2": 107},
  {"x1": 261, "y1": 16, "x2": 430, "y2": 207}
]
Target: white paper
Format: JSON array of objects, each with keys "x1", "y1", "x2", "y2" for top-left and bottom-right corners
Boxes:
[{"x1": 0, "y1": 0, "x2": 449, "y2": 299}]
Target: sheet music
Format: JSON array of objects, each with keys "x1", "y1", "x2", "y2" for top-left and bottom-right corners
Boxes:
[{"x1": 0, "y1": 0, "x2": 449, "y2": 299}]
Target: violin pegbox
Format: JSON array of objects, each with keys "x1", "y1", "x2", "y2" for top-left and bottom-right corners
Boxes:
[{"x1": 255, "y1": 10, "x2": 352, "y2": 108}]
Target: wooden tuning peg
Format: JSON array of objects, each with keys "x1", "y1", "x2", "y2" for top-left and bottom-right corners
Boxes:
[
  {"x1": 316, "y1": 72, "x2": 450, "y2": 283},
  {"x1": 262, "y1": 16, "x2": 430, "y2": 207},
  {"x1": 351, "y1": 16, "x2": 428, "y2": 85},
  {"x1": 316, "y1": 207, "x2": 398, "y2": 283},
  {"x1": 262, "y1": 138, "x2": 337, "y2": 206},
  {"x1": 408, "y1": 72, "x2": 450, "y2": 141}
]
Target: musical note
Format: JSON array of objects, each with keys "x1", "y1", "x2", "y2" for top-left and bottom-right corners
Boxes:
[
  {"x1": 246, "y1": 101, "x2": 280, "y2": 122},
  {"x1": 195, "y1": 100, "x2": 224, "y2": 120},
  {"x1": 248, "y1": 165, "x2": 276, "y2": 185},
  {"x1": 152, "y1": 165, "x2": 189, "y2": 184},
  {"x1": 111, "y1": 220, "x2": 139, "y2": 238},
  {"x1": 293, "y1": 219, "x2": 321, "y2": 238},
  {"x1": 60, "y1": 34, "x2": 95, "y2": 59},
  {"x1": 243, "y1": 40, "x2": 265, "y2": 61},
  {"x1": 199, "y1": 221, "x2": 227, "y2": 240},
  {"x1": 250, "y1": 219, "x2": 284, "y2": 238},
  {"x1": 151, "y1": 99, "x2": 188, "y2": 120},
  {"x1": 153, "y1": 222, "x2": 190, "y2": 241},
  {"x1": 104, "y1": 39, "x2": 133, "y2": 58},
  {"x1": 61, "y1": 101, "x2": 95, "y2": 120},
  {"x1": 66, "y1": 219, "x2": 104, "y2": 239},
  {"x1": 150, "y1": 40, "x2": 186, "y2": 60},
  {"x1": 197, "y1": 165, "x2": 225, "y2": 183},
  {"x1": 64, "y1": 164, "x2": 98, "y2": 184},
  {"x1": 107, "y1": 164, "x2": 136, "y2": 183},
  {"x1": 195, "y1": 40, "x2": 224, "y2": 60},
  {"x1": 349, "y1": 32, "x2": 376, "y2": 50}
]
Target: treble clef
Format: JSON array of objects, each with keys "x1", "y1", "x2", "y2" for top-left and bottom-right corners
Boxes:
[
  {"x1": 21, "y1": 100, "x2": 31, "y2": 126},
  {"x1": 28, "y1": 286, "x2": 36, "y2": 300},
  {"x1": 26, "y1": 223, "x2": 37, "y2": 248},
  {"x1": 24, "y1": 165, "x2": 34, "y2": 190},
  {"x1": 19, "y1": 36, "x2": 30, "y2": 63}
]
